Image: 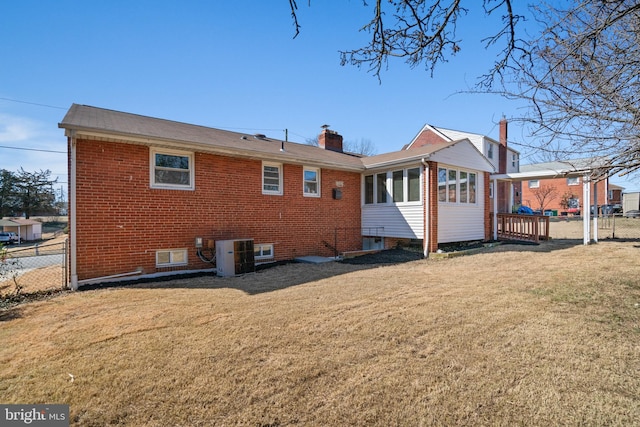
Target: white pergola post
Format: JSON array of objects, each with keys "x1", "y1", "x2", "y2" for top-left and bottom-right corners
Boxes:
[
  {"x1": 492, "y1": 178, "x2": 498, "y2": 240},
  {"x1": 593, "y1": 177, "x2": 598, "y2": 243},
  {"x1": 583, "y1": 174, "x2": 591, "y2": 245}
]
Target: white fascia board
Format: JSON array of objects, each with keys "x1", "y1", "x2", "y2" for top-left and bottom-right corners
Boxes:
[{"x1": 363, "y1": 156, "x2": 429, "y2": 171}]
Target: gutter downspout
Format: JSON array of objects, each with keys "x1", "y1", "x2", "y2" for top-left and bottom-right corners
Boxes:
[
  {"x1": 69, "y1": 130, "x2": 78, "y2": 290},
  {"x1": 422, "y1": 157, "x2": 429, "y2": 258}
]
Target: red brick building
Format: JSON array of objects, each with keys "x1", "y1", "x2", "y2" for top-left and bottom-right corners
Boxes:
[
  {"x1": 60, "y1": 105, "x2": 496, "y2": 288},
  {"x1": 519, "y1": 160, "x2": 624, "y2": 215}
]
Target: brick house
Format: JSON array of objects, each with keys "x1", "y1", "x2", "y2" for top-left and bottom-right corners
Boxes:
[
  {"x1": 519, "y1": 160, "x2": 623, "y2": 215},
  {"x1": 59, "y1": 104, "x2": 496, "y2": 288}
]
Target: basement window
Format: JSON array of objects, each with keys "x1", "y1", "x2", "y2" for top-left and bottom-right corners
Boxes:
[
  {"x1": 156, "y1": 249, "x2": 188, "y2": 267},
  {"x1": 254, "y1": 243, "x2": 274, "y2": 260},
  {"x1": 150, "y1": 148, "x2": 194, "y2": 190}
]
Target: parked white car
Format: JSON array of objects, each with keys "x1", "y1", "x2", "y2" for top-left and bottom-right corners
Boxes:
[
  {"x1": 0, "y1": 232, "x2": 20, "y2": 244},
  {"x1": 0, "y1": 232, "x2": 11, "y2": 244}
]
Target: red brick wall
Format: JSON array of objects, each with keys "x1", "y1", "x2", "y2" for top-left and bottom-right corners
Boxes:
[
  {"x1": 520, "y1": 177, "x2": 611, "y2": 213},
  {"x1": 72, "y1": 139, "x2": 362, "y2": 281},
  {"x1": 484, "y1": 172, "x2": 492, "y2": 241},
  {"x1": 408, "y1": 130, "x2": 447, "y2": 149},
  {"x1": 427, "y1": 161, "x2": 439, "y2": 253}
]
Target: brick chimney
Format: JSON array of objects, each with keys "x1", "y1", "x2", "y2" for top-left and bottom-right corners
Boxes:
[
  {"x1": 499, "y1": 117, "x2": 508, "y2": 174},
  {"x1": 319, "y1": 128, "x2": 343, "y2": 153}
]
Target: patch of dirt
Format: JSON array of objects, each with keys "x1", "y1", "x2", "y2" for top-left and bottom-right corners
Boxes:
[{"x1": 339, "y1": 248, "x2": 423, "y2": 264}]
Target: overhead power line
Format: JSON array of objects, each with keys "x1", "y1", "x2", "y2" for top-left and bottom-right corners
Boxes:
[
  {"x1": 0, "y1": 145, "x2": 66, "y2": 154},
  {"x1": 0, "y1": 97, "x2": 66, "y2": 110}
]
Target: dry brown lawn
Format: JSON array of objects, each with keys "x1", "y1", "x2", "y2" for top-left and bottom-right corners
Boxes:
[{"x1": 1, "y1": 240, "x2": 639, "y2": 426}]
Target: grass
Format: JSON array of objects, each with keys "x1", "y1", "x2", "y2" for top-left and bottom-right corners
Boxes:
[{"x1": 1, "y1": 240, "x2": 639, "y2": 426}]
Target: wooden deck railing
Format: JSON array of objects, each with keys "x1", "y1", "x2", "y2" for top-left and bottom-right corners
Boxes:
[{"x1": 494, "y1": 213, "x2": 550, "y2": 242}]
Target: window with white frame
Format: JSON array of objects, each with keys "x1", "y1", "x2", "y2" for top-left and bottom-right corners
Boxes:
[
  {"x1": 376, "y1": 173, "x2": 387, "y2": 204},
  {"x1": 512, "y1": 153, "x2": 518, "y2": 169},
  {"x1": 567, "y1": 177, "x2": 580, "y2": 186},
  {"x1": 438, "y1": 167, "x2": 477, "y2": 204},
  {"x1": 303, "y1": 167, "x2": 320, "y2": 197},
  {"x1": 150, "y1": 149, "x2": 194, "y2": 190},
  {"x1": 448, "y1": 169, "x2": 457, "y2": 203},
  {"x1": 460, "y1": 171, "x2": 468, "y2": 203},
  {"x1": 528, "y1": 180, "x2": 540, "y2": 188},
  {"x1": 392, "y1": 170, "x2": 404, "y2": 203},
  {"x1": 364, "y1": 168, "x2": 421, "y2": 205},
  {"x1": 262, "y1": 162, "x2": 283, "y2": 195},
  {"x1": 254, "y1": 243, "x2": 274, "y2": 260},
  {"x1": 487, "y1": 143, "x2": 494, "y2": 159},
  {"x1": 156, "y1": 249, "x2": 188, "y2": 267},
  {"x1": 364, "y1": 175, "x2": 374, "y2": 204},
  {"x1": 468, "y1": 172, "x2": 477, "y2": 203},
  {"x1": 407, "y1": 167, "x2": 421, "y2": 202},
  {"x1": 438, "y1": 168, "x2": 447, "y2": 202}
]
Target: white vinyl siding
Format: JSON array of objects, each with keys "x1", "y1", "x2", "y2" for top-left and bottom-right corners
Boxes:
[
  {"x1": 362, "y1": 204, "x2": 424, "y2": 239},
  {"x1": 437, "y1": 171, "x2": 485, "y2": 242},
  {"x1": 362, "y1": 166, "x2": 424, "y2": 239}
]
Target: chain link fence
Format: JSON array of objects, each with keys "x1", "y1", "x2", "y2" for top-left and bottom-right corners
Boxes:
[
  {"x1": 1, "y1": 239, "x2": 68, "y2": 301},
  {"x1": 549, "y1": 215, "x2": 640, "y2": 240}
]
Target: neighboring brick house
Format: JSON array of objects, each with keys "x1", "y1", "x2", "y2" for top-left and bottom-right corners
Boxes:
[
  {"x1": 519, "y1": 160, "x2": 623, "y2": 215},
  {"x1": 59, "y1": 104, "x2": 495, "y2": 288}
]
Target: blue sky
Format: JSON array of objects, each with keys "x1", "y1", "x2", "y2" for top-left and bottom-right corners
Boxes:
[{"x1": 1, "y1": 1, "x2": 638, "y2": 193}]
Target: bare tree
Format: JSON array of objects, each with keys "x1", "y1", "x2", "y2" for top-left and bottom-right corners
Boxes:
[
  {"x1": 288, "y1": 0, "x2": 526, "y2": 82},
  {"x1": 289, "y1": 1, "x2": 640, "y2": 178},
  {"x1": 306, "y1": 136, "x2": 377, "y2": 156},
  {"x1": 500, "y1": 1, "x2": 640, "y2": 179},
  {"x1": 345, "y1": 138, "x2": 377, "y2": 156},
  {"x1": 530, "y1": 184, "x2": 558, "y2": 213}
]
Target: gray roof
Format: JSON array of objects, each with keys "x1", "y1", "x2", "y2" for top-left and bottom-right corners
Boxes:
[
  {"x1": 59, "y1": 104, "x2": 498, "y2": 174},
  {"x1": 363, "y1": 140, "x2": 458, "y2": 168},
  {"x1": 59, "y1": 104, "x2": 366, "y2": 172},
  {"x1": 519, "y1": 157, "x2": 608, "y2": 173}
]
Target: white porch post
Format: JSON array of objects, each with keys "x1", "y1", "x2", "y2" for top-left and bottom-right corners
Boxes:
[
  {"x1": 508, "y1": 181, "x2": 514, "y2": 213},
  {"x1": 423, "y1": 162, "x2": 430, "y2": 258},
  {"x1": 593, "y1": 178, "x2": 598, "y2": 243},
  {"x1": 492, "y1": 178, "x2": 498, "y2": 241},
  {"x1": 583, "y1": 174, "x2": 591, "y2": 245}
]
